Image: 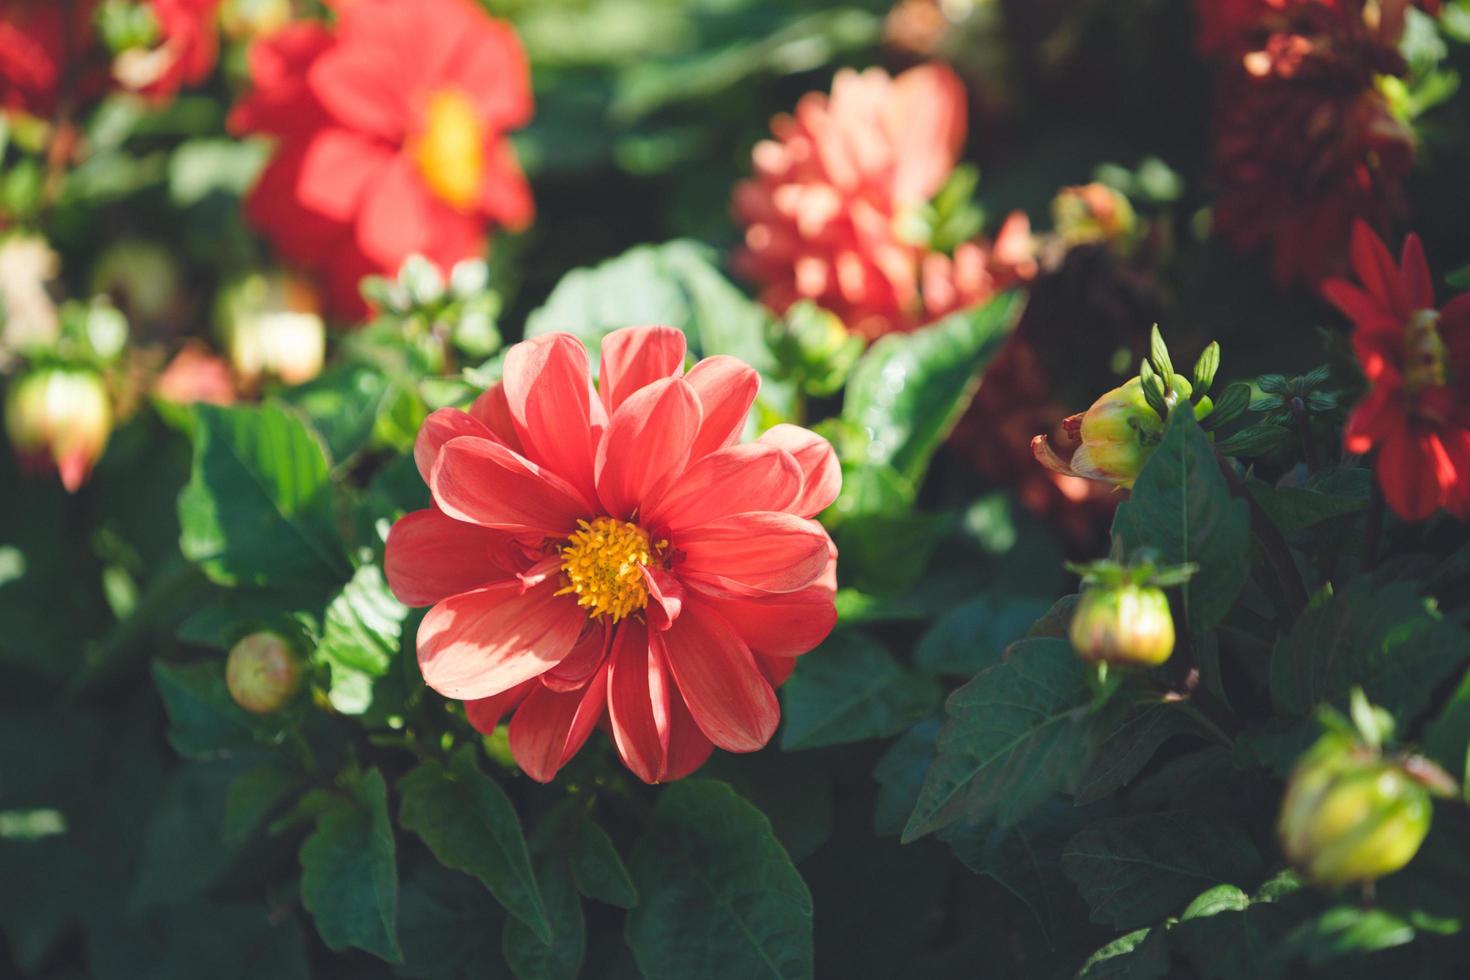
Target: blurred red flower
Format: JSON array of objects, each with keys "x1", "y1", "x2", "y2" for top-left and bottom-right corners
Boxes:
[
  {"x1": 231, "y1": 0, "x2": 534, "y2": 319},
  {"x1": 1201, "y1": 0, "x2": 1424, "y2": 288},
  {"x1": 1324, "y1": 222, "x2": 1470, "y2": 521},
  {"x1": 0, "y1": 0, "x2": 95, "y2": 117},
  {"x1": 114, "y1": 0, "x2": 221, "y2": 101},
  {"x1": 384, "y1": 326, "x2": 840, "y2": 784},
  {"x1": 732, "y1": 63, "x2": 1032, "y2": 339}
]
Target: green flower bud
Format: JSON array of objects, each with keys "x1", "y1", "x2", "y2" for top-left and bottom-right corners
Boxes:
[
  {"x1": 1068, "y1": 582, "x2": 1175, "y2": 666},
  {"x1": 217, "y1": 271, "x2": 326, "y2": 388},
  {"x1": 5, "y1": 367, "x2": 113, "y2": 493},
  {"x1": 1278, "y1": 734, "x2": 1433, "y2": 888},
  {"x1": 1034, "y1": 378, "x2": 1162, "y2": 489},
  {"x1": 225, "y1": 632, "x2": 304, "y2": 715},
  {"x1": 1051, "y1": 183, "x2": 1137, "y2": 250}
]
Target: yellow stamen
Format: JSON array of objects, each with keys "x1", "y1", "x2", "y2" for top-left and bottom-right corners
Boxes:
[
  {"x1": 556, "y1": 517, "x2": 662, "y2": 622},
  {"x1": 414, "y1": 89, "x2": 484, "y2": 211},
  {"x1": 1405, "y1": 309, "x2": 1449, "y2": 397}
]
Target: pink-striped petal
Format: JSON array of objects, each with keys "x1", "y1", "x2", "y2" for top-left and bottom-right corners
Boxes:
[
  {"x1": 464, "y1": 680, "x2": 535, "y2": 734},
  {"x1": 503, "y1": 333, "x2": 604, "y2": 498},
  {"x1": 676, "y1": 512, "x2": 831, "y2": 594},
  {"x1": 684, "y1": 356, "x2": 759, "y2": 459},
  {"x1": 692, "y1": 582, "x2": 837, "y2": 657},
  {"x1": 431, "y1": 436, "x2": 591, "y2": 535},
  {"x1": 607, "y1": 619, "x2": 672, "y2": 784},
  {"x1": 509, "y1": 665, "x2": 609, "y2": 783},
  {"x1": 542, "y1": 622, "x2": 610, "y2": 692},
  {"x1": 595, "y1": 377, "x2": 702, "y2": 520},
  {"x1": 414, "y1": 408, "x2": 496, "y2": 485},
  {"x1": 598, "y1": 325, "x2": 687, "y2": 414},
  {"x1": 663, "y1": 687, "x2": 715, "y2": 781},
  {"x1": 385, "y1": 508, "x2": 520, "y2": 606},
  {"x1": 468, "y1": 382, "x2": 524, "y2": 453},
  {"x1": 658, "y1": 597, "x2": 778, "y2": 753},
  {"x1": 647, "y1": 443, "x2": 802, "y2": 530},
  {"x1": 757, "y1": 424, "x2": 841, "y2": 517}
]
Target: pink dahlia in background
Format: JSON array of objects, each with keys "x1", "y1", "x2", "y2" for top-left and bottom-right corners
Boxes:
[
  {"x1": 113, "y1": 0, "x2": 221, "y2": 102},
  {"x1": 1200, "y1": 0, "x2": 1424, "y2": 288},
  {"x1": 384, "y1": 326, "x2": 841, "y2": 784},
  {"x1": 732, "y1": 63, "x2": 1033, "y2": 339},
  {"x1": 230, "y1": 0, "x2": 533, "y2": 319}
]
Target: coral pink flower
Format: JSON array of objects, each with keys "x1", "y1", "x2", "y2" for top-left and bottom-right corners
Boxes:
[
  {"x1": 385, "y1": 326, "x2": 841, "y2": 783},
  {"x1": 230, "y1": 0, "x2": 533, "y2": 319},
  {"x1": 113, "y1": 0, "x2": 221, "y2": 102},
  {"x1": 732, "y1": 63, "x2": 1032, "y2": 339},
  {"x1": 1324, "y1": 222, "x2": 1470, "y2": 520}
]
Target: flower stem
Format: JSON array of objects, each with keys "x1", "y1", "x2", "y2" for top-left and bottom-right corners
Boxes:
[
  {"x1": 1291, "y1": 396, "x2": 1320, "y2": 473},
  {"x1": 1213, "y1": 447, "x2": 1309, "y2": 617}
]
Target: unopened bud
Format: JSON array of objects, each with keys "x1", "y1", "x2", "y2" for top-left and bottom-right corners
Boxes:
[
  {"x1": 219, "y1": 272, "x2": 326, "y2": 387},
  {"x1": 5, "y1": 368, "x2": 113, "y2": 492},
  {"x1": 1051, "y1": 183, "x2": 1137, "y2": 250},
  {"x1": 1068, "y1": 582, "x2": 1175, "y2": 666},
  {"x1": 1033, "y1": 378, "x2": 1162, "y2": 489},
  {"x1": 225, "y1": 631, "x2": 303, "y2": 715}
]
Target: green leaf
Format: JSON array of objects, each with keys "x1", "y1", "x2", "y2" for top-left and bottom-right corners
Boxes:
[
  {"x1": 902, "y1": 639, "x2": 1093, "y2": 841},
  {"x1": 300, "y1": 768, "x2": 401, "y2": 962},
  {"x1": 151, "y1": 660, "x2": 289, "y2": 760},
  {"x1": 397, "y1": 747, "x2": 550, "y2": 944},
  {"x1": 626, "y1": 780, "x2": 813, "y2": 980},
  {"x1": 780, "y1": 632, "x2": 939, "y2": 751},
  {"x1": 279, "y1": 364, "x2": 394, "y2": 466},
  {"x1": 168, "y1": 137, "x2": 268, "y2": 206},
  {"x1": 1269, "y1": 577, "x2": 1469, "y2": 720},
  {"x1": 841, "y1": 292, "x2": 1022, "y2": 485},
  {"x1": 1167, "y1": 882, "x2": 1297, "y2": 980},
  {"x1": 178, "y1": 404, "x2": 348, "y2": 589},
  {"x1": 829, "y1": 510, "x2": 950, "y2": 596},
  {"x1": 396, "y1": 865, "x2": 509, "y2": 980},
  {"x1": 316, "y1": 563, "x2": 408, "y2": 715},
  {"x1": 872, "y1": 718, "x2": 940, "y2": 837},
  {"x1": 1112, "y1": 408, "x2": 1250, "y2": 632},
  {"x1": 1247, "y1": 474, "x2": 1368, "y2": 534},
  {"x1": 914, "y1": 594, "x2": 1054, "y2": 677},
  {"x1": 1425, "y1": 670, "x2": 1470, "y2": 775},
  {"x1": 567, "y1": 815, "x2": 638, "y2": 909},
  {"x1": 1279, "y1": 906, "x2": 1417, "y2": 967},
  {"x1": 1213, "y1": 423, "x2": 1293, "y2": 457},
  {"x1": 131, "y1": 762, "x2": 245, "y2": 914},
  {"x1": 503, "y1": 857, "x2": 585, "y2": 980},
  {"x1": 222, "y1": 763, "x2": 301, "y2": 845},
  {"x1": 1073, "y1": 692, "x2": 1214, "y2": 804},
  {"x1": 1077, "y1": 927, "x2": 1170, "y2": 980},
  {"x1": 1061, "y1": 811, "x2": 1265, "y2": 929}
]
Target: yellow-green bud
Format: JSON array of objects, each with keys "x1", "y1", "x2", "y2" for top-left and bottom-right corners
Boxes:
[
  {"x1": 1278, "y1": 735, "x2": 1433, "y2": 888},
  {"x1": 1068, "y1": 583, "x2": 1175, "y2": 666},
  {"x1": 1051, "y1": 378, "x2": 1163, "y2": 489},
  {"x1": 225, "y1": 632, "x2": 304, "y2": 715},
  {"x1": 1051, "y1": 183, "x2": 1137, "y2": 250},
  {"x1": 5, "y1": 368, "x2": 113, "y2": 493}
]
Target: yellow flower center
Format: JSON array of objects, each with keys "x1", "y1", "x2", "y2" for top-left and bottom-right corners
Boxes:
[
  {"x1": 556, "y1": 517, "x2": 663, "y2": 622},
  {"x1": 414, "y1": 89, "x2": 484, "y2": 211},
  {"x1": 1404, "y1": 309, "x2": 1449, "y2": 397}
]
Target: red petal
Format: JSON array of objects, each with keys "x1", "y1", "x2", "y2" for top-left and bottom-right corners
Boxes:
[
  {"x1": 464, "y1": 680, "x2": 534, "y2": 734},
  {"x1": 1348, "y1": 220, "x2": 1407, "y2": 318},
  {"x1": 756, "y1": 653, "x2": 797, "y2": 687},
  {"x1": 1400, "y1": 234, "x2": 1435, "y2": 313},
  {"x1": 431, "y1": 435, "x2": 590, "y2": 535},
  {"x1": 307, "y1": 23, "x2": 410, "y2": 142},
  {"x1": 598, "y1": 325, "x2": 687, "y2": 415},
  {"x1": 509, "y1": 664, "x2": 608, "y2": 783},
  {"x1": 384, "y1": 508, "x2": 519, "y2": 605},
  {"x1": 647, "y1": 443, "x2": 802, "y2": 531},
  {"x1": 416, "y1": 580, "x2": 585, "y2": 699},
  {"x1": 757, "y1": 424, "x2": 841, "y2": 517},
  {"x1": 658, "y1": 597, "x2": 778, "y2": 753},
  {"x1": 542, "y1": 622, "x2": 610, "y2": 692},
  {"x1": 296, "y1": 129, "x2": 393, "y2": 225},
  {"x1": 606, "y1": 620, "x2": 671, "y2": 784},
  {"x1": 1343, "y1": 387, "x2": 1403, "y2": 456},
  {"x1": 684, "y1": 355, "x2": 759, "y2": 460},
  {"x1": 677, "y1": 513, "x2": 831, "y2": 595},
  {"x1": 467, "y1": 382, "x2": 524, "y2": 454},
  {"x1": 643, "y1": 566, "x2": 685, "y2": 632},
  {"x1": 594, "y1": 378, "x2": 702, "y2": 520},
  {"x1": 693, "y1": 582, "x2": 837, "y2": 657},
  {"x1": 414, "y1": 408, "x2": 496, "y2": 484},
  {"x1": 1322, "y1": 279, "x2": 1397, "y2": 336},
  {"x1": 503, "y1": 333, "x2": 604, "y2": 500},
  {"x1": 1377, "y1": 426, "x2": 1442, "y2": 522},
  {"x1": 354, "y1": 155, "x2": 437, "y2": 271},
  {"x1": 663, "y1": 687, "x2": 715, "y2": 782}
]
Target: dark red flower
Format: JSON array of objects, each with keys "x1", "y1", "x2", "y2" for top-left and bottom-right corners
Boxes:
[
  {"x1": 230, "y1": 0, "x2": 533, "y2": 319},
  {"x1": 0, "y1": 0, "x2": 95, "y2": 118},
  {"x1": 1323, "y1": 222, "x2": 1470, "y2": 521}
]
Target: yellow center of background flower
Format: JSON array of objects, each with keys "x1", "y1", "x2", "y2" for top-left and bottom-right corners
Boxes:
[
  {"x1": 557, "y1": 517, "x2": 658, "y2": 622},
  {"x1": 415, "y1": 89, "x2": 484, "y2": 211},
  {"x1": 1404, "y1": 309, "x2": 1449, "y2": 397}
]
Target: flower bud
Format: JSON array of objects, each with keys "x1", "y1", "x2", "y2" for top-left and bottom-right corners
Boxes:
[
  {"x1": 218, "y1": 272, "x2": 326, "y2": 388},
  {"x1": 5, "y1": 368, "x2": 113, "y2": 492},
  {"x1": 1068, "y1": 582, "x2": 1176, "y2": 666},
  {"x1": 219, "y1": 0, "x2": 293, "y2": 40},
  {"x1": 225, "y1": 631, "x2": 304, "y2": 715},
  {"x1": 1051, "y1": 183, "x2": 1137, "y2": 250},
  {"x1": 1033, "y1": 378, "x2": 1162, "y2": 489},
  {"x1": 1278, "y1": 734, "x2": 1432, "y2": 887}
]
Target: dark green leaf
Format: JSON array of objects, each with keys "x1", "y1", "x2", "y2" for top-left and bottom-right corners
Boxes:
[
  {"x1": 1061, "y1": 811, "x2": 1265, "y2": 929},
  {"x1": 1214, "y1": 423, "x2": 1292, "y2": 457},
  {"x1": 626, "y1": 780, "x2": 812, "y2": 980},
  {"x1": 1074, "y1": 693, "x2": 1214, "y2": 804},
  {"x1": 396, "y1": 865, "x2": 509, "y2": 980},
  {"x1": 830, "y1": 510, "x2": 950, "y2": 596},
  {"x1": 397, "y1": 747, "x2": 550, "y2": 944},
  {"x1": 300, "y1": 768, "x2": 401, "y2": 962},
  {"x1": 1247, "y1": 476, "x2": 1368, "y2": 535},
  {"x1": 1077, "y1": 927, "x2": 1170, "y2": 980},
  {"x1": 222, "y1": 763, "x2": 301, "y2": 844},
  {"x1": 178, "y1": 404, "x2": 348, "y2": 588},
  {"x1": 780, "y1": 632, "x2": 939, "y2": 750},
  {"x1": 1112, "y1": 408, "x2": 1250, "y2": 631},
  {"x1": 872, "y1": 718, "x2": 940, "y2": 837},
  {"x1": 131, "y1": 762, "x2": 244, "y2": 914},
  {"x1": 1270, "y1": 577, "x2": 1469, "y2": 720},
  {"x1": 902, "y1": 639, "x2": 1093, "y2": 841},
  {"x1": 151, "y1": 660, "x2": 289, "y2": 760},
  {"x1": 567, "y1": 815, "x2": 638, "y2": 909},
  {"x1": 841, "y1": 292, "x2": 1022, "y2": 484},
  {"x1": 914, "y1": 594, "x2": 1054, "y2": 677},
  {"x1": 279, "y1": 364, "x2": 394, "y2": 466},
  {"x1": 1280, "y1": 906, "x2": 1417, "y2": 967},
  {"x1": 503, "y1": 857, "x2": 585, "y2": 980},
  {"x1": 317, "y1": 563, "x2": 408, "y2": 715}
]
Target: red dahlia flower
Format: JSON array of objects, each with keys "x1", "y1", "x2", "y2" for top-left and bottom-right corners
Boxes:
[
  {"x1": 384, "y1": 326, "x2": 841, "y2": 784},
  {"x1": 230, "y1": 0, "x2": 533, "y2": 319},
  {"x1": 732, "y1": 63, "x2": 1032, "y2": 339},
  {"x1": 113, "y1": 0, "x2": 221, "y2": 102},
  {"x1": 1323, "y1": 222, "x2": 1470, "y2": 521},
  {"x1": 1202, "y1": 0, "x2": 1420, "y2": 288},
  {"x1": 0, "y1": 0, "x2": 95, "y2": 117}
]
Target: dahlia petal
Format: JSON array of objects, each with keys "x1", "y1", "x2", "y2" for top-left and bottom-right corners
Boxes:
[
  {"x1": 663, "y1": 688, "x2": 715, "y2": 782},
  {"x1": 595, "y1": 378, "x2": 702, "y2": 520},
  {"x1": 296, "y1": 129, "x2": 394, "y2": 225},
  {"x1": 384, "y1": 508, "x2": 518, "y2": 606},
  {"x1": 509, "y1": 664, "x2": 608, "y2": 783},
  {"x1": 1322, "y1": 279, "x2": 1396, "y2": 336},
  {"x1": 756, "y1": 653, "x2": 797, "y2": 687},
  {"x1": 1377, "y1": 426, "x2": 1441, "y2": 522},
  {"x1": 1437, "y1": 428, "x2": 1470, "y2": 519},
  {"x1": 643, "y1": 566, "x2": 685, "y2": 632},
  {"x1": 542, "y1": 622, "x2": 610, "y2": 692},
  {"x1": 445, "y1": 18, "x2": 533, "y2": 131},
  {"x1": 607, "y1": 620, "x2": 671, "y2": 784},
  {"x1": 1032, "y1": 433, "x2": 1080, "y2": 478},
  {"x1": 504, "y1": 333, "x2": 603, "y2": 499},
  {"x1": 1400, "y1": 234, "x2": 1435, "y2": 313},
  {"x1": 693, "y1": 582, "x2": 838, "y2": 658},
  {"x1": 431, "y1": 436, "x2": 590, "y2": 535},
  {"x1": 647, "y1": 443, "x2": 802, "y2": 530},
  {"x1": 757, "y1": 424, "x2": 841, "y2": 517},
  {"x1": 1343, "y1": 387, "x2": 1403, "y2": 455},
  {"x1": 1438, "y1": 295, "x2": 1470, "y2": 376},
  {"x1": 354, "y1": 155, "x2": 437, "y2": 271},
  {"x1": 598, "y1": 325, "x2": 687, "y2": 415},
  {"x1": 477, "y1": 139, "x2": 535, "y2": 231},
  {"x1": 658, "y1": 598, "x2": 779, "y2": 753},
  {"x1": 888, "y1": 64, "x2": 966, "y2": 203},
  {"x1": 416, "y1": 580, "x2": 584, "y2": 699},
  {"x1": 684, "y1": 356, "x2": 760, "y2": 459},
  {"x1": 307, "y1": 27, "x2": 410, "y2": 142},
  {"x1": 414, "y1": 408, "x2": 495, "y2": 484},
  {"x1": 1348, "y1": 221, "x2": 1406, "y2": 318},
  {"x1": 467, "y1": 382, "x2": 524, "y2": 453},
  {"x1": 464, "y1": 680, "x2": 535, "y2": 734},
  {"x1": 677, "y1": 513, "x2": 831, "y2": 595}
]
